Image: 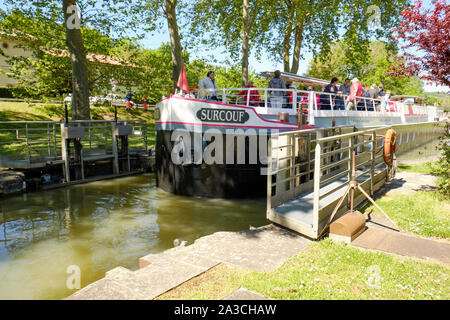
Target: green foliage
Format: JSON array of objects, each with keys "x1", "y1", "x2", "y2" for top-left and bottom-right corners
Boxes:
[
  {"x1": 424, "y1": 93, "x2": 450, "y2": 111},
  {"x1": 187, "y1": 0, "x2": 272, "y2": 61},
  {"x1": 429, "y1": 123, "x2": 450, "y2": 198},
  {"x1": 307, "y1": 40, "x2": 425, "y2": 95}
]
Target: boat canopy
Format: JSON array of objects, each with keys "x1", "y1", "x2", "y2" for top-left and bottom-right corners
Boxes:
[
  {"x1": 391, "y1": 95, "x2": 425, "y2": 104},
  {"x1": 258, "y1": 71, "x2": 330, "y2": 87}
]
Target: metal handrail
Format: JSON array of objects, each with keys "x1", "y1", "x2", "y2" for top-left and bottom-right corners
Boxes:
[{"x1": 0, "y1": 120, "x2": 148, "y2": 166}]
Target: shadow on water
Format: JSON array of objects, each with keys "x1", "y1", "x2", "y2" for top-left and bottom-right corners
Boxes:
[{"x1": 0, "y1": 173, "x2": 267, "y2": 299}]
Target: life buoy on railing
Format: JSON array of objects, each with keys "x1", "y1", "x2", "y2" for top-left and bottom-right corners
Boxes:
[{"x1": 383, "y1": 129, "x2": 397, "y2": 166}]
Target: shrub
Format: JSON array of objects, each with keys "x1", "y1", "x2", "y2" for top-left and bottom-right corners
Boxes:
[{"x1": 430, "y1": 122, "x2": 450, "y2": 198}]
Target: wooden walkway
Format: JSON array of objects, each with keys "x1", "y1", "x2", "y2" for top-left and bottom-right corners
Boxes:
[
  {"x1": 273, "y1": 171, "x2": 372, "y2": 228},
  {"x1": 267, "y1": 126, "x2": 391, "y2": 239}
]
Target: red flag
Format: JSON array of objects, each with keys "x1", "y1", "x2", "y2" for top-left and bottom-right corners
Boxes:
[{"x1": 177, "y1": 62, "x2": 189, "y2": 93}]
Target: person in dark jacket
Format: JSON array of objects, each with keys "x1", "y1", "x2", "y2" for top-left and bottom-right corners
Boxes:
[
  {"x1": 320, "y1": 77, "x2": 338, "y2": 110},
  {"x1": 339, "y1": 78, "x2": 351, "y2": 96},
  {"x1": 376, "y1": 84, "x2": 385, "y2": 98},
  {"x1": 334, "y1": 90, "x2": 345, "y2": 110}
]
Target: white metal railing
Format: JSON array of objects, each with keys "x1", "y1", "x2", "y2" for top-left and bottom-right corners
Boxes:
[
  {"x1": 0, "y1": 97, "x2": 155, "y2": 109},
  {"x1": 191, "y1": 87, "x2": 434, "y2": 119},
  {"x1": 0, "y1": 119, "x2": 148, "y2": 167},
  {"x1": 266, "y1": 124, "x2": 391, "y2": 238}
]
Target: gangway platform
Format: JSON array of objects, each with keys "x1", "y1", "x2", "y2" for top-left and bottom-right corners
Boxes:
[{"x1": 266, "y1": 126, "x2": 394, "y2": 239}]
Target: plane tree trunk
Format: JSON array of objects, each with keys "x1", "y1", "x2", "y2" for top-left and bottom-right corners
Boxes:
[{"x1": 63, "y1": 0, "x2": 90, "y2": 120}]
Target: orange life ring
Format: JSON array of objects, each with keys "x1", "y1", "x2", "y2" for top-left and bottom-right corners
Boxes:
[{"x1": 383, "y1": 129, "x2": 397, "y2": 166}]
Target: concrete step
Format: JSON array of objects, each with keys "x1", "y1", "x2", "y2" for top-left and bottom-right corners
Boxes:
[
  {"x1": 67, "y1": 225, "x2": 312, "y2": 300},
  {"x1": 222, "y1": 287, "x2": 272, "y2": 300},
  {"x1": 351, "y1": 226, "x2": 450, "y2": 265},
  {"x1": 139, "y1": 244, "x2": 220, "y2": 269},
  {"x1": 67, "y1": 249, "x2": 219, "y2": 300},
  {"x1": 143, "y1": 225, "x2": 311, "y2": 272}
]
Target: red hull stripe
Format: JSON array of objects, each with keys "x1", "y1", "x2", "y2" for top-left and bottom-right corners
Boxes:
[{"x1": 158, "y1": 95, "x2": 299, "y2": 127}]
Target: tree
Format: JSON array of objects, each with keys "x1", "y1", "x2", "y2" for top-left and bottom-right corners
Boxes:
[
  {"x1": 188, "y1": 0, "x2": 272, "y2": 86},
  {"x1": 63, "y1": 0, "x2": 90, "y2": 120},
  {"x1": 142, "y1": 0, "x2": 189, "y2": 91},
  {"x1": 1, "y1": 0, "x2": 149, "y2": 119},
  {"x1": 307, "y1": 40, "x2": 425, "y2": 96},
  {"x1": 0, "y1": 11, "x2": 145, "y2": 101},
  {"x1": 263, "y1": 0, "x2": 410, "y2": 74},
  {"x1": 392, "y1": 0, "x2": 450, "y2": 86}
]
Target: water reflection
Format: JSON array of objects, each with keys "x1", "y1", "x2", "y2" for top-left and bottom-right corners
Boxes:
[{"x1": 0, "y1": 174, "x2": 267, "y2": 299}]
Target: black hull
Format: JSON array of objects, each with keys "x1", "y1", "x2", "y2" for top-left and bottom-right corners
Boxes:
[{"x1": 155, "y1": 130, "x2": 266, "y2": 198}]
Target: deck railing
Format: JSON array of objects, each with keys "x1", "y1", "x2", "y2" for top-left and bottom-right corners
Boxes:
[
  {"x1": 0, "y1": 119, "x2": 148, "y2": 169},
  {"x1": 312, "y1": 126, "x2": 390, "y2": 236},
  {"x1": 196, "y1": 87, "x2": 430, "y2": 119},
  {"x1": 266, "y1": 125, "x2": 390, "y2": 239}
]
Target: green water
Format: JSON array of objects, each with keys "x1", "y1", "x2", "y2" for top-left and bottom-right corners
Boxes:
[{"x1": 0, "y1": 174, "x2": 267, "y2": 300}]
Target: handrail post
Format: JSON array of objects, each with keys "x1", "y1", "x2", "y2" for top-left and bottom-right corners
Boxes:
[
  {"x1": 293, "y1": 90, "x2": 297, "y2": 111},
  {"x1": 53, "y1": 123, "x2": 57, "y2": 157},
  {"x1": 267, "y1": 133, "x2": 273, "y2": 218},
  {"x1": 371, "y1": 131, "x2": 376, "y2": 195},
  {"x1": 88, "y1": 122, "x2": 92, "y2": 150},
  {"x1": 104, "y1": 122, "x2": 108, "y2": 154},
  {"x1": 264, "y1": 89, "x2": 268, "y2": 109},
  {"x1": 111, "y1": 122, "x2": 120, "y2": 174},
  {"x1": 347, "y1": 133, "x2": 354, "y2": 208},
  {"x1": 47, "y1": 123, "x2": 51, "y2": 156},
  {"x1": 290, "y1": 134, "x2": 295, "y2": 190},
  {"x1": 308, "y1": 91, "x2": 314, "y2": 125},
  {"x1": 144, "y1": 121, "x2": 148, "y2": 154},
  {"x1": 222, "y1": 89, "x2": 226, "y2": 103},
  {"x1": 25, "y1": 124, "x2": 31, "y2": 166},
  {"x1": 306, "y1": 132, "x2": 311, "y2": 183},
  {"x1": 313, "y1": 130, "x2": 323, "y2": 234}
]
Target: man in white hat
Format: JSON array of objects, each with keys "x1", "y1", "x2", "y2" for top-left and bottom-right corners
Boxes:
[{"x1": 346, "y1": 78, "x2": 363, "y2": 110}]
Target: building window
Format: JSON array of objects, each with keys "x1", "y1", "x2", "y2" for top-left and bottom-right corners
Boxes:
[{"x1": 2, "y1": 42, "x2": 8, "y2": 49}]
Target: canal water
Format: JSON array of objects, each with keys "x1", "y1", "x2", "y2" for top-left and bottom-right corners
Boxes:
[{"x1": 0, "y1": 174, "x2": 267, "y2": 300}]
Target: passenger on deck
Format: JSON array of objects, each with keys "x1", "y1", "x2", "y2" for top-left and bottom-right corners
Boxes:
[
  {"x1": 321, "y1": 77, "x2": 338, "y2": 110},
  {"x1": 301, "y1": 86, "x2": 322, "y2": 110},
  {"x1": 369, "y1": 84, "x2": 378, "y2": 99},
  {"x1": 380, "y1": 90, "x2": 392, "y2": 112},
  {"x1": 376, "y1": 84, "x2": 385, "y2": 98},
  {"x1": 334, "y1": 90, "x2": 346, "y2": 110},
  {"x1": 285, "y1": 81, "x2": 299, "y2": 109},
  {"x1": 358, "y1": 85, "x2": 371, "y2": 110},
  {"x1": 199, "y1": 71, "x2": 218, "y2": 101},
  {"x1": 339, "y1": 78, "x2": 351, "y2": 96},
  {"x1": 268, "y1": 70, "x2": 286, "y2": 108},
  {"x1": 346, "y1": 78, "x2": 363, "y2": 110},
  {"x1": 237, "y1": 80, "x2": 260, "y2": 107}
]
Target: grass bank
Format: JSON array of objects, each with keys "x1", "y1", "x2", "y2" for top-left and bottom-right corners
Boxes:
[
  {"x1": 158, "y1": 239, "x2": 449, "y2": 300},
  {"x1": 363, "y1": 191, "x2": 449, "y2": 239},
  {"x1": 397, "y1": 162, "x2": 434, "y2": 175},
  {"x1": 364, "y1": 161, "x2": 449, "y2": 239}
]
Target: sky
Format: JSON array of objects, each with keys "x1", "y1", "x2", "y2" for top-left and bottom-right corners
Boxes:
[
  {"x1": 139, "y1": 0, "x2": 448, "y2": 93},
  {"x1": 1, "y1": 0, "x2": 447, "y2": 93},
  {"x1": 140, "y1": 21, "x2": 313, "y2": 76}
]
